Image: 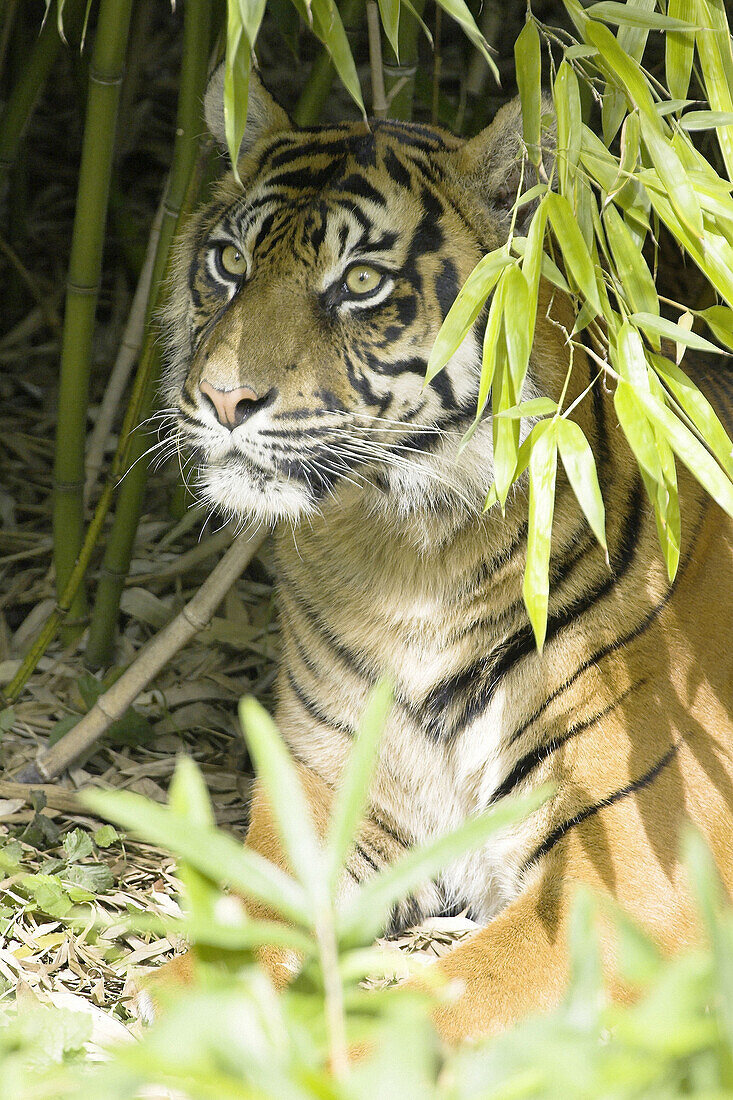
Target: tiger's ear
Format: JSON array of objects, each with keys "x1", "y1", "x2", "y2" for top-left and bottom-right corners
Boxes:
[
  {"x1": 204, "y1": 61, "x2": 292, "y2": 157},
  {"x1": 455, "y1": 95, "x2": 556, "y2": 234}
]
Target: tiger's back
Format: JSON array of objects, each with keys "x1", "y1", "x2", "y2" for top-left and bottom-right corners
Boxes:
[{"x1": 161, "y1": 66, "x2": 733, "y2": 1036}]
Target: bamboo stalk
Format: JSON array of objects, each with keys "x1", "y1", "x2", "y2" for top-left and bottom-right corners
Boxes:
[
  {"x1": 0, "y1": 0, "x2": 86, "y2": 196},
  {"x1": 382, "y1": 0, "x2": 425, "y2": 121},
  {"x1": 84, "y1": 0, "x2": 214, "y2": 669},
  {"x1": 293, "y1": 0, "x2": 364, "y2": 126},
  {"x1": 84, "y1": 199, "x2": 165, "y2": 503},
  {"x1": 366, "y1": 1, "x2": 388, "y2": 118},
  {"x1": 18, "y1": 528, "x2": 269, "y2": 783},
  {"x1": 52, "y1": 0, "x2": 135, "y2": 629}
]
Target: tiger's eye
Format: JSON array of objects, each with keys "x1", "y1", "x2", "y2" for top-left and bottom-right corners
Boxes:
[
  {"x1": 220, "y1": 244, "x2": 247, "y2": 276},
  {"x1": 345, "y1": 264, "x2": 382, "y2": 295}
]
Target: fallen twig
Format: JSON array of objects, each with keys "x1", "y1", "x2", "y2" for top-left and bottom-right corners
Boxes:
[{"x1": 17, "y1": 527, "x2": 269, "y2": 783}]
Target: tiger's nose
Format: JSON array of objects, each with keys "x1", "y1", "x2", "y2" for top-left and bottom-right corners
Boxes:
[{"x1": 199, "y1": 380, "x2": 265, "y2": 429}]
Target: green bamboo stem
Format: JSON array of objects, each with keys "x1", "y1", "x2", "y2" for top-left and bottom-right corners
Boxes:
[
  {"x1": 382, "y1": 0, "x2": 425, "y2": 121},
  {"x1": 84, "y1": 0, "x2": 214, "y2": 668},
  {"x1": 293, "y1": 0, "x2": 364, "y2": 126},
  {"x1": 0, "y1": 0, "x2": 86, "y2": 196},
  {"x1": 52, "y1": 0, "x2": 135, "y2": 630}
]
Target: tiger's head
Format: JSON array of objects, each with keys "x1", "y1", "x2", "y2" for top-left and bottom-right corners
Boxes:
[{"x1": 162, "y1": 66, "x2": 552, "y2": 529}]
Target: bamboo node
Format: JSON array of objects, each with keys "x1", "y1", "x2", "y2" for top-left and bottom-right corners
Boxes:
[
  {"x1": 382, "y1": 63, "x2": 418, "y2": 77},
  {"x1": 53, "y1": 478, "x2": 85, "y2": 492},
  {"x1": 89, "y1": 66, "x2": 125, "y2": 87},
  {"x1": 181, "y1": 607, "x2": 211, "y2": 632},
  {"x1": 65, "y1": 279, "x2": 100, "y2": 296}
]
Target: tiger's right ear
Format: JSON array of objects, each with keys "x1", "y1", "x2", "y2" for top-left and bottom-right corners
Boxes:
[{"x1": 204, "y1": 61, "x2": 292, "y2": 157}]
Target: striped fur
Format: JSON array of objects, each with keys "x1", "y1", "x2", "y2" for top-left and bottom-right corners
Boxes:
[{"x1": 160, "y1": 68, "x2": 733, "y2": 1038}]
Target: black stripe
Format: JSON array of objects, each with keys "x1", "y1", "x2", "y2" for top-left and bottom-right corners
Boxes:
[
  {"x1": 490, "y1": 682, "x2": 644, "y2": 805},
  {"x1": 285, "y1": 669, "x2": 354, "y2": 737},
  {"x1": 420, "y1": 479, "x2": 645, "y2": 740},
  {"x1": 523, "y1": 741, "x2": 680, "y2": 870}
]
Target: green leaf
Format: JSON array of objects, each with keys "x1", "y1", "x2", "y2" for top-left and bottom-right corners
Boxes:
[
  {"x1": 426, "y1": 249, "x2": 512, "y2": 382},
  {"x1": 295, "y1": 0, "x2": 366, "y2": 118},
  {"x1": 557, "y1": 419, "x2": 607, "y2": 550},
  {"x1": 680, "y1": 110, "x2": 733, "y2": 130},
  {"x1": 81, "y1": 788, "x2": 312, "y2": 927},
  {"x1": 169, "y1": 757, "x2": 219, "y2": 922},
  {"x1": 93, "y1": 825, "x2": 119, "y2": 848},
  {"x1": 62, "y1": 862, "x2": 114, "y2": 895},
  {"x1": 523, "y1": 424, "x2": 558, "y2": 650},
  {"x1": 239, "y1": 696, "x2": 325, "y2": 899},
  {"x1": 694, "y1": 0, "x2": 733, "y2": 180},
  {"x1": 546, "y1": 193, "x2": 602, "y2": 315},
  {"x1": 0, "y1": 707, "x2": 15, "y2": 736},
  {"x1": 598, "y1": 0, "x2": 659, "y2": 144},
  {"x1": 494, "y1": 398, "x2": 558, "y2": 419},
  {"x1": 587, "y1": 1, "x2": 699, "y2": 30},
  {"x1": 224, "y1": 7, "x2": 251, "y2": 180},
  {"x1": 630, "y1": 312, "x2": 727, "y2": 355},
  {"x1": 338, "y1": 785, "x2": 551, "y2": 944},
  {"x1": 635, "y1": 383, "x2": 733, "y2": 518},
  {"x1": 325, "y1": 679, "x2": 393, "y2": 893},
  {"x1": 666, "y1": 0, "x2": 696, "y2": 101},
  {"x1": 515, "y1": 19, "x2": 542, "y2": 167},
  {"x1": 700, "y1": 304, "x2": 733, "y2": 349},
  {"x1": 585, "y1": 18, "x2": 657, "y2": 119},
  {"x1": 434, "y1": 0, "x2": 500, "y2": 84},
  {"x1": 62, "y1": 828, "x2": 93, "y2": 863},
  {"x1": 22, "y1": 874, "x2": 73, "y2": 918},
  {"x1": 236, "y1": 0, "x2": 266, "y2": 53},
  {"x1": 603, "y1": 205, "x2": 659, "y2": 322},
  {"x1": 377, "y1": 0, "x2": 400, "y2": 57},
  {"x1": 614, "y1": 381, "x2": 664, "y2": 484},
  {"x1": 639, "y1": 114, "x2": 703, "y2": 238},
  {"x1": 554, "y1": 61, "x2": 582, "y2": 194}
]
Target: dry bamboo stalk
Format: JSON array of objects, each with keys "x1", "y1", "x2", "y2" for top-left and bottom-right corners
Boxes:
[
  {"x1": 84, "y1": 198, "x2": 165, "y2": 503},
  {"x1": 17, "y1": 527, "x2": 269, "y2": 784},
  {"x1": 0, "y1": 781, "x2": 86, "y2": 814},
  {"x1": 366, "y1": 1, "x2": 388, "y2": 118}
]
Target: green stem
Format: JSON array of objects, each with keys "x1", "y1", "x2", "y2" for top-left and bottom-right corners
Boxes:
[
  {"x1": 0, "y1": 0, "x2": 86, "y2": 196},
  {"x1": 84, "y1": 0, "x2": 214, "y2": 668},
  {"x1": 293, "y1": 0, "x2": 364, "y2": 126},
  {"x1": 52, "y1": 0, "x2": 135, "y2": 629},
  {"x1": 382, "y1": 0, "x2": 425, "y2": 121}
]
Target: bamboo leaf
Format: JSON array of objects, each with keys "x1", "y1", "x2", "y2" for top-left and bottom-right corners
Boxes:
[
  {"x1": 700, "y1": 305, "x2": 733, "y2": 349},
  {"x1": 546, "y1": 192, "x2": 603, "y2": 315},
  {"x1": 377, "y1": 0, "x2": 401, "y2": 58},
  {"x1": 434, "y1": 0, "x2": 500, "y2": 84},
  {"x1": 515, "y1": 19, "x2": 542, "y2": 167},
  {"x1": 667, "y1": 0, "x2": 696, "y2": 101},
  {"x1": 224, "y1": 6, "x2": 251, "y2": 179},
  {"x1": 81, "y1": 788, "x2": 312, "y2": 926},
  {"x1": 680, "y1": 110, "x2": 733, "y2": 130},
  {"x1": 597, "y1": 0, "x2": 658, "y2": 144},
  {"x1": 585, "y1": 17, "x2": 657, "y2": 119},
  {"x1": 236, "y1": 0, "x2": 267, "y2": 49},
  {"x1": 650, "y1": 352, "x2": 733, "y2": 478},
  {"x1": 494, "y1": 398, "x2": 558, "y2": 419},
  {"x1": 694, "y1": 0, "x2": 733, "y2": 180},
  {"x1": 614, "y1": 380, "x2": 664, "y2": 484},
  {"x1": 325, "y1": 680, "x2": 393, "y2": 892},
  {"x1": 239, "y1": 697, "x2": 325, "y2": 898},
  {"x1": 338, "y1": 786, "x2": 551, "y2": 944},
  {"x1": 293, "y1": 0, "x2": 365, "y2": 118},
  {"x1": 603, "y1": 205, "x2": 659, "y2": 320},
  {"x1": 503, "y1": 265, "x2": 531, "y2": 393},
  {"x1": 639, "y1": 113, "x2": 703, "y2": 237},
  {"x1": 635, "y1": 386, "x2": 733, "y2": 517},
  {"x1": 587, "y1": 1, "x2": 699, "y2": 30},
  {"x1": 523, "y1": 424, "x2": 558, "y2": 651},
  {"x1": 518, "y1": 195, "x2": 549, "y2": 349},
  {"x1": 426, "y1": 249, "x2": 512, "y2": 382},
  {"x1": 557, "y1": 419, "x2": 607, "y2": 549},
  {"x1": 630, "y1": 312, "x2": 727, "y2": 355},
  {"x1": 554, "y1": 61, "x2": 582, "y2": 193}
]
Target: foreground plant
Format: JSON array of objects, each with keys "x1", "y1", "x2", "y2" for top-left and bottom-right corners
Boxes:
[{"x1": 2, "y1": 699, "x2": 733, "y2": 1097}]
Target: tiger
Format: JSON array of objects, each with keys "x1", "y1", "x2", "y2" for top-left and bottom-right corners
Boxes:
[{"x1": 158, "y1": 60, "x2": 733, "y2": 1041}]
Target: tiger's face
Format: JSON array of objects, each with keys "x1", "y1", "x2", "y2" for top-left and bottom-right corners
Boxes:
[{"x1": 162, "y1": 70, "x2": 537, "y2": 527}]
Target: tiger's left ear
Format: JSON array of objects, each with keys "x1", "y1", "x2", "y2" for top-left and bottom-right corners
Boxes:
[
  {"x1": 204, "y1": 61, "x2": 292, "y2": 158},
  {"x1": 454, "y1": 95, "x2": 556, "y2": 235}
]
